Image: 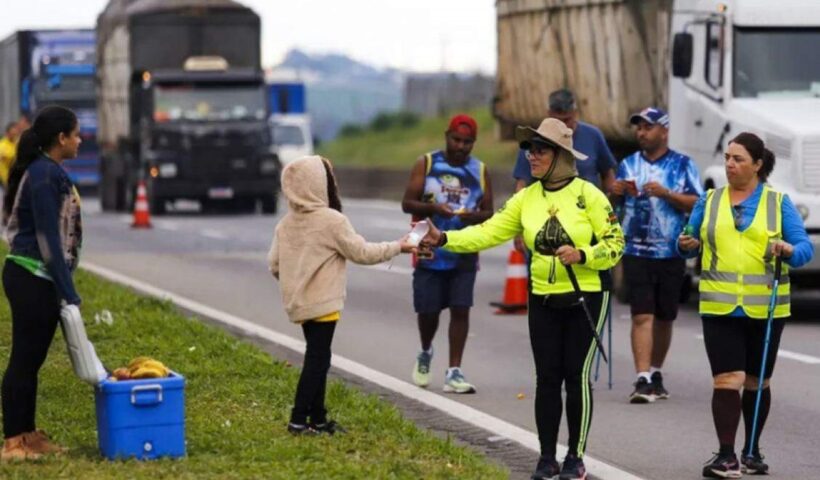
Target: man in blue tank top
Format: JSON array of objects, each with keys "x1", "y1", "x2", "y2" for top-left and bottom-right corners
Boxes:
[{"x1": 402, "y1": 114, "x2": 494, "y2": 394}]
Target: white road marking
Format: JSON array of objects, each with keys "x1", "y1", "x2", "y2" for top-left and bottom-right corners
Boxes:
[
  {"x1": 359, "y1": 263, "x2": 414, "y2": 275},
  {"x1": 200, "y1": 229, "x2": 227, "y2": 240},
  {"x1": 695, "y1": 334, "x2": 820, "y2": 365},
  {"x1": 81, "y1": 260, "x2": 644, "y2": 480}
]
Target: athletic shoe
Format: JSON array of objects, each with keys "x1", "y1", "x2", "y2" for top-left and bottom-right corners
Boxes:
[
  {"x1": 412, "y1": 350, "x2": 433, "y2": 387},
  {"x1": 531, "y1": 455, "x2": 560, "y2": 479},
  {"x1": 651, "y1": 371, "x2": 670, "y2": 399},
  {"x1": 287, "y1": 422, "x2": 318, "y2": 436},
  {"x1": 702, "y1": 452, "x2": 742, "y2": 478},
  {"x1": 310, "y1": 420, "x2": 346, "y2": 436},
  {"x1": 559, "y1": 453, "x2": 587, "y2": 480},
  {"x1": 443, "y1": 368, "x2": 476, "y2": 394},
  {"x1": 629, "y1": 377, "x2": 656, "y2": 404},
  {"x1": 741, "y1": 452, "x2": 769, "y2": 475}
]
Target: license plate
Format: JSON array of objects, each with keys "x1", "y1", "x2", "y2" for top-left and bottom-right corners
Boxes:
[{"x1": 208, "y1": 187, "x2": 234, "y2": 199}]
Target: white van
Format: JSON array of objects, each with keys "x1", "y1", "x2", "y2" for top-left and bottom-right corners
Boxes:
[{"x1": 270, "y1": 113, "x2": 314, "y2": 165}]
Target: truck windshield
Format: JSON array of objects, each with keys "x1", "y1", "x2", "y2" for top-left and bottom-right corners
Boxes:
[
  {"x1": 734, "y1": 27, "x2": 820, "y2": 98},
  {"x1": 272, "y1": 124, "x2": 305, "y2": 146},
  {"x1": 153, "y1": 84, "x2": 267, "y2": 122}
]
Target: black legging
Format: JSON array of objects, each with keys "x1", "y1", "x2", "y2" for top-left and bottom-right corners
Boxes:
[
  {"x1": 528, "y1": 291, "x2": 608, "y2": 459},
  {"x1": 291, "y1": 321, "x2": 336, "y2": 425},
  {"x1": 2, "y1": 261, "x2": 62, "y2": 438}
]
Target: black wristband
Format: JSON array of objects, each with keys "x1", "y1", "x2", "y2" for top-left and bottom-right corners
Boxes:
[
  {"x1": 579, "y1": 250, "x2": 586, "y2": 264},
  {"x1": 439, "y1": 232, "x2": 448, "y2": 247}
]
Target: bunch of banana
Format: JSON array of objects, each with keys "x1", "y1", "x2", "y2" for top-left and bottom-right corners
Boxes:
[
  {"x1": 108, "y1": 357, "x2": 170, "y2": 381},
  {"x1": 129, "y1": 357, "x2": 170, "y2": 379}
]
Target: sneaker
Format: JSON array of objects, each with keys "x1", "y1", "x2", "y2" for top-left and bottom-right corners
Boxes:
[
  {"x1": 287, "y1": 422, "x2": 318, "y2": 436},
  {"x1": 531, "y1": 455, "x2": 560, "y2": 479},
  {"x1": 629, "y1": 377, "x2": 656, "y2": 404},
  {"x1": 1, "y1": 434, "x2": 42, "y2": 461},
  {"x1": 412, "y1": 350, "x2": 433, "y2": 387},
  {"x1": 651, "y1": 371, "x2": 670, "y2": 399},
  {"x1": 702, "y1": 452, "x2": 742, "y2": 478},
  {"x1": 443, "y1": 368, "x2": 476, "y2": 394},
  {"x1": 559, "y1": 453, "x2": 587, "y2": 480},
  {"x1": 310, "y1": 420, "x2": 346, "y2": 436},
  {"x1": 741, "y1": 452, "x2": 769, "y2": 475}
]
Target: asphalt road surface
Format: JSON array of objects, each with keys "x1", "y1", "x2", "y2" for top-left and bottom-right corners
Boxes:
[{"x1": 81, "y1": 197, "x2": 820, "y2": 479}]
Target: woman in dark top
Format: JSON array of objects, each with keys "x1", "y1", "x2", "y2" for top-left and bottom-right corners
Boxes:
[{"x1": 1, "y1": 106, "x2": 82, "y2": 460}]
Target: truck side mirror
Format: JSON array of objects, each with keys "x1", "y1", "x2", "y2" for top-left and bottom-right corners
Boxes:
[{"x1": 672, "y1": 33, "x2": 694, "y2": 79}]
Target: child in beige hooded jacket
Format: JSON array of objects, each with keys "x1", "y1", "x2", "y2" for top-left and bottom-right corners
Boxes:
[{"x1": 268, "y1": 155, "x2": 413, "y2": 434}]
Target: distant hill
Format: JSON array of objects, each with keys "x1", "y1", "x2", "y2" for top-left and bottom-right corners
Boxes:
[{"x1": 268, "y1": 49, "x2": 403, "y2": 142}]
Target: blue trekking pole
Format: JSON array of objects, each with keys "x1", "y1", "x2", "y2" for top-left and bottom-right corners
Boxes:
[{"x1": 745, "y1": 255, "x2": 782, "y2": 461}]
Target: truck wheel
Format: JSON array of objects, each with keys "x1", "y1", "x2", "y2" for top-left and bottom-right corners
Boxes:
[{"x1": 261, "y1": 195, "x2": 277, "y2": 214}]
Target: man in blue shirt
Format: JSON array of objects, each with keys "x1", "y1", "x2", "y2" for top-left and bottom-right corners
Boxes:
[
  {"x1": 611, "y1": 107, "x2": 703, "y2": 404},
  {"x1": 512, "y1": 89, "x2": 617, "y2": 253}
]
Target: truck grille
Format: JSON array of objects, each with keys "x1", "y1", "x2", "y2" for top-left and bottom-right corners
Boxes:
[{"x1": 803, "y1": 138, "x2": 820, "y2": 191}]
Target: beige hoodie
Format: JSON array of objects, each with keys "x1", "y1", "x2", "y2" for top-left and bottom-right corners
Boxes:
[{"x1": 268, "y1": 156, "x2": 401, "y2": 322}]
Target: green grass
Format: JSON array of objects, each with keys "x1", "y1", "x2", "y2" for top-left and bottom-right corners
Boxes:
[
  {"x1": 318, "y1": 108, "x2": 519, "y2": 170},
  {"x1": 0, "y1": 244, "x2": 507, "y2": 479}
]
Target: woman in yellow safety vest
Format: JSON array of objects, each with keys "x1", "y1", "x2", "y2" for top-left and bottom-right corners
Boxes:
[
  {"x1": 421, "y1": 118, "x2": 624, "y2": 480},
  {"x1": 678, "y1": 132, "x2": 813, "y2": 478}
]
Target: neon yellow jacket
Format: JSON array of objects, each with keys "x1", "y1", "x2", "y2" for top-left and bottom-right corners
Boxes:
[{"x1": 444, "y1": 178, "x2": 624, "y2": 295}]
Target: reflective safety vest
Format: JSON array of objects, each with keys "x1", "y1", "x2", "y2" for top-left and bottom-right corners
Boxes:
[{"x1": 699, "y1": 186, "x2": 790, "y2": 318}]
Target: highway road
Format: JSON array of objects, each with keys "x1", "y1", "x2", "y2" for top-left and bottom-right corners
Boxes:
[{"x1": 81, "y1": 197, "x2": 820, "y2": 479}]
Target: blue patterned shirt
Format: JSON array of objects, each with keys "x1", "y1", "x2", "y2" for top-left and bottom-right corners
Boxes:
[{"x1": 616, "y1": 149, "x2": 703, "y2": 258}]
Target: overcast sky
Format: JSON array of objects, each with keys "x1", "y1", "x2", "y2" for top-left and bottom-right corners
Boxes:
[{"x1": 0, "y1": 0, "x2": 497, "y2": 73}]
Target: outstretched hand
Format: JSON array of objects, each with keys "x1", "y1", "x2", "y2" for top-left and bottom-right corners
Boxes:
[
  {"x1": 398, "y1": 234, "x2": 418, "y2": 254},
  {"x1": 419, "y1": 221, "x2": 442, "y2": 250}
]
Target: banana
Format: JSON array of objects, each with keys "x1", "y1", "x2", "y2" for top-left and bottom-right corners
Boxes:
[
  {"x1": 139, "y1": 360, "x2": 170, "y2": 376},
  {"x1": 128, "y1": 356, "x2": 153, "y2": 370},
  {"x1": 130, "y1": 366, "x2": 165, "y2": 379}
]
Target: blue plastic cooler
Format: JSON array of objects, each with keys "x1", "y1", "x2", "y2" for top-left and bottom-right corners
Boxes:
[{"x1": 94, "y1": 372, "x2": 186, "y2": 460}]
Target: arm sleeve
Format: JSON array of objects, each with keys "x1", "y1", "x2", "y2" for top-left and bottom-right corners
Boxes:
[
  {"x1": 31, "y1": 171, "x2": 81, "y2": 305},
  {"x1": 333, "y1": 216, "x2": 401, "y2": 265},
  {"x1": 444, "y1": 190, "x2": 524, "y2": 253},
  {"x1": 781, "y1": 194, "x2": 814, "y2": 269},
  {"x1": 596, "y1": 131, "x2": 617, "y2": 173},
  {"x1": 577, "y1": 188, "x2": 625, "y2": 270},
  {"x1": 267, "y1": 226, "x2": 280, "y2": 279},
  {"x1": 512, "y1": 149, "x2": 531, "y2": 181},
  {"x1": 677, "y1": 194, "x2": 707, "y2": 259}
]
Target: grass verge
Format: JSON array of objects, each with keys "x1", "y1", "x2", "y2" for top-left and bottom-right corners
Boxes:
[
  {"x1": 317, "y1": 108, "x2": 519, "y2": 170},
  {"x1": 0, "y1": 243, "x2": 507, "y2": 479}
]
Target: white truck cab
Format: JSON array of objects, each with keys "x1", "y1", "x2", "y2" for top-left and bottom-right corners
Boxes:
[
  {"x1": 669, "y1": 0, "x2": 820, "y2": 276},
  {"x1": 269, "y1": 113, "x2": 314, "y2": 165}
]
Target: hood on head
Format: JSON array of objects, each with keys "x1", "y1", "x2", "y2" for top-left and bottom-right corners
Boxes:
[{"x1": 281, "y1": 155, "x2": 330, "y2": 212}]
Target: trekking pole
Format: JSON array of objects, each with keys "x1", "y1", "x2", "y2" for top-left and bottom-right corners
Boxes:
[
  {"x1": 565, "y1": 264, "x2": 608, "y2": 363},
  {"x1": 593, "y1": 293, "x2": 614, "y2": 389},
  {"x1": 745, "y1": 255, "x2": 783, "y2": 460}
]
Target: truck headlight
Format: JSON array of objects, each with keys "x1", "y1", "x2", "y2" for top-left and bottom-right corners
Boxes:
[
  {"x1": 260, "y1": 159, "x2": 279, "y2": 175},
  {"x1": 159, "y1": 163, "x2": 178, "y2": 178},
  {"x1": 796, "y1": 203, "x2": 809, "y2": 220}
]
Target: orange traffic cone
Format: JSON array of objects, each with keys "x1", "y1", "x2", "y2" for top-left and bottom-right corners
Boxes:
[
  {"x1": 490, "y1": 248, "x2": 528, "y2": 315},
  {"x1": 131, "y1": 181, "x2": 152, "y2": 229}
]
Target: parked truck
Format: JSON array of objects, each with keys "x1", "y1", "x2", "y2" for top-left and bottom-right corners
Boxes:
[
  {"x1": 96, "y1": 0, "x2": 280, "y2": 214},
  {"x1": 267, "y1": 82, "x2": 313, "y2": 165},
  {"x1": 0, "y1": 29, "x2": 100, "y2": 187},
  {"x1": 495, "y1": 0, "x2": 820, "y2": 294}
]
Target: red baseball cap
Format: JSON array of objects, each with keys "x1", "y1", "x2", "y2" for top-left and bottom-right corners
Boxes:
[{"x1": 447, "y1": 114, "x2": 477, "y2": 139}]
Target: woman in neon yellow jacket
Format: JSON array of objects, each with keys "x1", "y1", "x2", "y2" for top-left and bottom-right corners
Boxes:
[{"x1": 422, "y1": 118, "x2": 624, "y2": 480}]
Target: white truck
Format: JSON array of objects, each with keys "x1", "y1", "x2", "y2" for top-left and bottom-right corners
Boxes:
[
  {"x1": 270, "y1": 113, "x2": 314, "y2": 165},
  {"x1": 495, "y1": 0, "x2": 820, "y2": 292},
  {"x1": 669, "y1": 0, "x2": 820, "y2": 280}
]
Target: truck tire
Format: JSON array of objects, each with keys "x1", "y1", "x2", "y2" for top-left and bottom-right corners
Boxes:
[{"x1": 261, "y1": 194, "x2": 277, "y2": 214}]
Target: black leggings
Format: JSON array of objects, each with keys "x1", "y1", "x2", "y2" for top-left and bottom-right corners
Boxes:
[
  {"x1": 528, "y1": 291, "x2": 608, "y2": 459},
  {"x1": 291, "y1": 321, "x2": 336, "y2": 425},
  {"x1": 2, "y1": 261, "x2": 61, "y2": 438}
]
